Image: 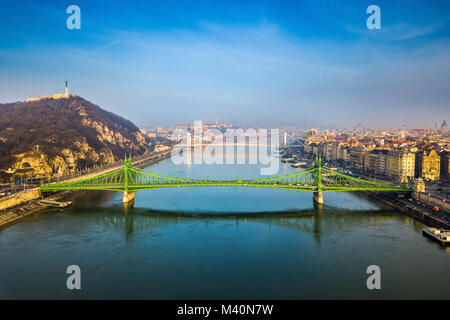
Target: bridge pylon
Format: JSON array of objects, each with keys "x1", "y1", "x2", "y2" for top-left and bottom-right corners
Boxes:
[
  {"x1": 313, "y1": 155, "x2": 324, "y2": 204},
  {"x1": 313, "y1": 191, "x2": 323, "y2": 204},
  {"x1": 122, "y1": 191, "x2": 135, "y2": 204},
  {"x1": 122, "y1": 154, "x2": 135, "y2": 204}
]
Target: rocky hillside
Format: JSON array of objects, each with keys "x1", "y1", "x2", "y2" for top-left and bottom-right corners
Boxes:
[{"x1": 0, "y1": 96, "x2": 148, "y2": 180}]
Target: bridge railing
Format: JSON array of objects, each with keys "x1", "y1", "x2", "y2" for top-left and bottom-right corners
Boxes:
[
  {"x1": 41, "y1": 150, "x2": 172, "y2": 186},
  {"x1": 40, "y1": 153, "x2": 410, "y2": 193}
]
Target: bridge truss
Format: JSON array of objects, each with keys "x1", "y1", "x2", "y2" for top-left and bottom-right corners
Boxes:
[{"x1": 41, "y1": 155, "x2": 411, "y2": 193}]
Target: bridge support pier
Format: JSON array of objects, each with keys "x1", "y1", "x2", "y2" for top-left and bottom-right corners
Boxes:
[
  {"x1": 122, "y1": 191, "x2": 135, "y2": 204},
  {"x1": 313, "y1": 192, "x2": 323, "y2": 204}
]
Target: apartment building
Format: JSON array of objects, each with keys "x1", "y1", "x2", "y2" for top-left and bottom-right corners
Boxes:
[
  {"x1": 415, "y1": 150, "x2": 440, "y2": 181},
  {"x1": 386, "y1": 151, "x2": 415, "y2": 183},
  {"x1": 349, "y1": 147, "x2": 366, "y2": 170},
  {"x1": 363, "y1": 150, "x2": 388, "y2": 176}
]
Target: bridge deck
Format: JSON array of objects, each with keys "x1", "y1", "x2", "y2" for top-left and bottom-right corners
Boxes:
[{"x1": 40, "y1": 155, "x2": 411, "y2": 194}]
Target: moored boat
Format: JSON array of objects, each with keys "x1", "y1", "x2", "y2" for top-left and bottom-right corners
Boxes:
[
  {"x1": 291, "y1": 161, "x2": 307, "y2": 168},
  {"x1": 422, "y1": 227, "x2": 450, "y2": 245}
]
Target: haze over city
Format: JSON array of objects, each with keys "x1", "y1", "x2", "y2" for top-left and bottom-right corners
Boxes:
[
  {"x1": 2, "y1": 0, "x2": 450, "y2": 303},
  {"x1": 0, "y1": 0, "x2": 449, "y2": 129}
]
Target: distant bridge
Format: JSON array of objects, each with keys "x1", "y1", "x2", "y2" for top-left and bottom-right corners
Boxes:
[{"x1": 41, "y1": 155, "x2": 411, "y2": 205}]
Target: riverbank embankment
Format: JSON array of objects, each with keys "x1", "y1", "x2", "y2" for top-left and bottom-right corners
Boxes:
[
  {"x1": 367, "y1": 192, "x2": 450, "y2": 229},
  {"x1": 0, "y1": 151, "x2": 171, "y2": 228}
]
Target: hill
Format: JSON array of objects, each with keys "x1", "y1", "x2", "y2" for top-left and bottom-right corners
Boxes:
[{"x1": 0, "y1": 96, "x2": 148, "y2": 180}]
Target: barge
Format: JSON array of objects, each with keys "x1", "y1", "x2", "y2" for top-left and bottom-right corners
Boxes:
[
  {"x1": 39, "y1": 199, "x2": 72, "y2": 208},
  {"x1": 422, "y1": 227, "x2": 450, "y2": 245},
  {"x1": 291, "y1": 162, "x2": 307, "y2": 168}
]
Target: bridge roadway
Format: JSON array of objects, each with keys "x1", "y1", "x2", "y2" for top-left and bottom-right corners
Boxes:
[
  {"x1": 41, "y1": 155, "x2": 411, "y2": 206},
  {"x1": 48, "y1": 150, "x2": 172, "y2": 185},
  {"x1": 176, "y1": 143, "x2": 275, "y2": 147},
  {"x1": 1, "y1": 151, "x2": 171, "y2": 212}
]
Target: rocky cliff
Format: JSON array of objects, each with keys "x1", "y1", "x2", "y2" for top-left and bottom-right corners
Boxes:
[{"x1": 0, "y1": 96, "x2": 148, "y2": 180}]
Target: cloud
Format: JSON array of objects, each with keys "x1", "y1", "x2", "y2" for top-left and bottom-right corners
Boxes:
[
  {"x1": 1, "y1": 17, "x2": 449, "y2": 128},
  {"x1": 81, "y1": 39, "x2": 121, "y2": 58},
  {"x1": 346, "y1": 22, "x2": 446, "y2": 42},
  {"x1": 197, "y1": 20, "x2": 280, "y2": 39},
  {"x1": 390, "y1": 23, "x2": 445, "y2": 40}
]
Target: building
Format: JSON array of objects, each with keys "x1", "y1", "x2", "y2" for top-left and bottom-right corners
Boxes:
[
  {"x1": 322, "y1": 143, "x2": 334, "y2": 160},
  {"x1": 176, "y1": 124, "x2": 190, "y2": 130},
  {"x1": 303, "y1": 143, "x2": 312, "y2": 154},
  {"x1": 26, "y1": 81, "x2": 74, "y2": 102},
  {"x1": 364, "y1": 150, "x2": 388, "y2": 176},
  {"x1": 303, "y1": 128, "x2": 318, "y2": 137},
  {"x1": 364, "y1": 151, "x2": 378, "y2": 173},
  {"x1": 349, "y1": 147, "x2": 366, "y2": 170},
  {"x1": 337, "y1": 146, "x2": 350, "y2": 162},
  {"x1": 330, "y1": 143, "x2": 339, "y2": 160},
  {"x1": 377, "y1": 151, "x2": 388, "y2": 176},
  {"x1": 440, "y1": 152, "x2": 450, "y2": 182},
  {"x1": 441, "y1": 120, "x2": 448, "y2": 135},
  {"x1": 386, "y1": 151, "x2": 415, "y2": 183},
  {"x1": 312, "y1": 143, "x2": 322, "y2": 156},
  {"x1": 306, "y1": 135, "x2": 322, "y2": 143},
  {"x1": 415, "y1": 150, "x2": 440, "y2": 181}
]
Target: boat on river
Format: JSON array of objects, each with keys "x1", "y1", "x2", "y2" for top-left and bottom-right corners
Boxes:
[
  {"x1": 291, "y1": 162, "x2": 307, "y2": 168},
  {"x1": 422, "y1": 227, "x2": 450, "y2": 245}
]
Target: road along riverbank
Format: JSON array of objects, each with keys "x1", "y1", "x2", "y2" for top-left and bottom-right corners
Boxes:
[
  {"x1": 342, "y1": 169, "x2": 450, "y2": 229},
  {"x1": 0, "y1": 151, "x2": 171, "y2": 229},
  {"x1": 367, "y1": 192, "x2": 450, "y2": 229}
]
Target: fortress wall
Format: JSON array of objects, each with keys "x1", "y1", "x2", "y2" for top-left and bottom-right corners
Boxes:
[{"x1": 25, "y1": 94, "x2": 74, "y2": 102}]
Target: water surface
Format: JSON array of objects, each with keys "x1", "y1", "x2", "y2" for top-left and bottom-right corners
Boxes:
[{"x1": 1, "y1": 156, "x2": 449, "y2": 299}]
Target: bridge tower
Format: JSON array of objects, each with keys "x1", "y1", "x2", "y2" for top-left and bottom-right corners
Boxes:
[
  {"x1": 313, "y1": 155, "x2": 324, "y2": 204},
  {"x1": 122, "y1": 154, "x2": 135, "y2": 204}
]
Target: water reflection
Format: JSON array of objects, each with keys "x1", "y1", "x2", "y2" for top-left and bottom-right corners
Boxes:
[
  {"x1": 3, "y1": 154, "x2": 450, "y2": 300},
  {"x1": 71, "y1": 202, "x2": 396, "y2": 246}
]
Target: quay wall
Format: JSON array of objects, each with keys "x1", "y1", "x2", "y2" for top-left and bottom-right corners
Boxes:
[
  {"x1": 368, "y1": 192, "x2": 450, "y2": 229},
  {"x1": 412, "y1": 192, "x2": 450, "y2": 212},
  {"x1": 0, "y1": 188, "x2": 42, "y2": 211}
]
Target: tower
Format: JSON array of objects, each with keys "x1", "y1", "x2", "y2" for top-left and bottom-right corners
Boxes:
[
  {"x1": 441, "y1": 120, "x2": 448, "y2": 135},
  {"x1": 65, "y1": 81, "x2": 69, "y2": 96},
  {"x1": 313, "y1": 155, "x2": 324, "y2": 204}
]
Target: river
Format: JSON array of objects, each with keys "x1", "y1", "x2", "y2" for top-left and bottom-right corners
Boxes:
[{"x1": 0, "y1": 153, "x2": 449, "y2": 299}]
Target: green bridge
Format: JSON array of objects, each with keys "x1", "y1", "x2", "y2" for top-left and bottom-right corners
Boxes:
[{"x1": 41, "y1": 155, "x2": 411, "y2": 204}]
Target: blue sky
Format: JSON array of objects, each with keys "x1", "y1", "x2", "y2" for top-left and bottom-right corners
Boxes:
[{"x1": 0, "y1": 0, "x2": 449, "y2": 128}]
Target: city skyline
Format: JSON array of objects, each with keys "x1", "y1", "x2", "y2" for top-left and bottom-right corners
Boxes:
[
  {"x1": 1, "y1": 0, "x2": 449, "y2": 128},
  {"x1": 1, "y1": 1, "x2": 450, "y2": 302},
  {"x1": 143, "y1": 118, "x2": 450, "y2": 131}
]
